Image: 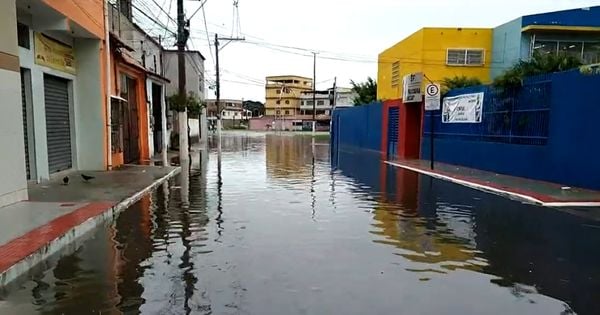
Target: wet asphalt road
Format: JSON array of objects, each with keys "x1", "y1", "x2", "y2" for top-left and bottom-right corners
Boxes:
[{"x1": 1, "y1": 132, "x2": 599, "y2": 315}]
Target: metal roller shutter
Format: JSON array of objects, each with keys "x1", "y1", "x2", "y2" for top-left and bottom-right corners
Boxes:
[
  {"x1": 20, "y1": 69, "x2": 30, "y2": 179},
  {"x1": 44, "y1": 75, "x2": 72, "y2": 173},
  {"x1": 387, "y1": 107, "x2": 399, "y2": 160}
]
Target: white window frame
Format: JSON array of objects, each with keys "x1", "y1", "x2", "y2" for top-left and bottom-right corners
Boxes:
[{"x1": 446, "y1": 48, "x2": 485, "y2": 66}]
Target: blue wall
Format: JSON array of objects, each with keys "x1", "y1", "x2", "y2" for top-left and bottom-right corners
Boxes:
[
  {"x1": 422, "y1": 70, "x2": 600, "y2": 190},
  {"x1": 331, "y1": 102, "x2": 383, "y2": 153},
  {"x1": 491, "y1": 18, "x2": 524, "y2": 79},
  {"x1": 522, "y1": 6, "x2": 600, "y2": 28}
]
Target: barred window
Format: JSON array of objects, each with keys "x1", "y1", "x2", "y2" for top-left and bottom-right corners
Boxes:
[
  {"x1": 391, "y1": 61, "x2": 400, "y2": 87},
  {"x1": 447, "y1": 49, "x2": 484, "y2": 66}
]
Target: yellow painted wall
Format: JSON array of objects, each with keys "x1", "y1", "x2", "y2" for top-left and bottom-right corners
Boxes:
[{"x1": 377, "y1": 28, "x2": 493, "y2": 101}]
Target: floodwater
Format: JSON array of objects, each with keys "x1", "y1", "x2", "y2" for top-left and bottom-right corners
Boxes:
[{"x1": 1, "y1": 132, "x2": 600, "y2": 315}]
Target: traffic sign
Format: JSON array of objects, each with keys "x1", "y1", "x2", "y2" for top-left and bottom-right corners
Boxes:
[{"x1": 424, "y1": 83, "x2": 441, "y2": 111}]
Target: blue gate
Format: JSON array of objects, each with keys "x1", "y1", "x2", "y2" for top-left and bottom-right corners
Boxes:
[{"x1": 387, "y1": 107, "x2": 399, "y2": 160}]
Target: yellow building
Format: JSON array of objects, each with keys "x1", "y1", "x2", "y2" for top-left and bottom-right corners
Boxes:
[
  {"x1": 377, "y1": 28, "x2": 493, "y2": 101},
  {"x1": 265, "y1": 75, "x2": 313, "y2": 116}
]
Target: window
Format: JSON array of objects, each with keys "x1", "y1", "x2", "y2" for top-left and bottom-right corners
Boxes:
[
  {"x1": 583, "y1": 42, "x2": 600, "y2": 64},
  {"x1": 285, "y1": 110, "x2": 290, "y2": 115},
  {"x1": 532, "y1": 39, "x2": 600, "y2": 64},
  {"x1": 301, "y1": 101, "x2": 305, "y2": 106},
  {"x1": 110, "y1": 98, "x2": 123, "y2": 153},
  {"x1": 276, "y1": 89, "x2": 281, "y2": 94},
  {"x1": 391, "y1": 61, "x2": 400, "y2": 87},
  {"x1": 285, "y1": 100, "x2": 290, "y2": 104},
  {"x1": 276, "y1": 100, "x2": 281, "y2": 104},
  {"x1": 276, "y1": 110, "x2": 281, "y2": 115},
  {"x1": 447, "y1": 49, "x2": 484, "y2": 66},
  {"x1": 317, "y1": 100, "x2": 325, "y2": 106},
  {"x1": 533, "y1": 40, "x2": 558, "y2": 56},
  {"x1": 17, "y1": 23, "x2": 30, "y2": 49}
]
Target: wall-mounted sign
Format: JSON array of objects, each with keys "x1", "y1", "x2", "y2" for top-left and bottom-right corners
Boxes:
[
  {"x1": 424, "y1": 83, "x2": 441, "y2": 111},
  {"x1": 402, "y1": 72, "x2": 423, "y2": 103},
  {"x1": 34, "y1": 33, "x2": 76, "y2": 74},
  {"x1": 442, "y1": 92, "x2": 484, "y2": 123}
]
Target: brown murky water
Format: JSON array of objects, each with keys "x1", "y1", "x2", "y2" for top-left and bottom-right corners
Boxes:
[{"x1": 1, "y1": 132, "x2": 599, "y2": 314}]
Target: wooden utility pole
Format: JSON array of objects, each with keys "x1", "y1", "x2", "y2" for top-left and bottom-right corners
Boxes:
[
  {"x1": 177, "y1": 0, "x2": 188, "y2": 161},
  {"x1": 214, "y1": 35, "x2": 245, "y2": 138}
]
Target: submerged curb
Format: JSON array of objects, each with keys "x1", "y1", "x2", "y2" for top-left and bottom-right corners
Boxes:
[
  {"x1": 385, "y1": 161, "x2": 600, "y2": 208},
  {"x1": 0, "y1": 167, "x2": 181, "y2": 287}
]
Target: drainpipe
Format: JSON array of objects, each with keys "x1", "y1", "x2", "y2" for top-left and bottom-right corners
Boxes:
[{"x1": 104, "y1": 0, "x2": 113, "y2": 170}]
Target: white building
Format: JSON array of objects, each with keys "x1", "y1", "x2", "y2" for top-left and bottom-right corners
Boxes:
[{"x1": 299, "y1": 87, "x2": 357, "y2": 116}]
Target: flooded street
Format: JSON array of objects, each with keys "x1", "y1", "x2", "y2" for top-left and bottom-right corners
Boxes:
[{"x1": 1, "y1": 132, "x2": 600, "y2": 315}]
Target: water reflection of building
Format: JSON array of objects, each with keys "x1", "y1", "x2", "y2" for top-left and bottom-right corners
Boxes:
[
  {"x1": 335, "y1": 150, "x2": 479, "y2": 270},
  {"x1": 265, "y1": 135, "x2": 328, "y2": 181},
  {"x1": 335, "y1": 149, "x2": 600, "y2": 314}
]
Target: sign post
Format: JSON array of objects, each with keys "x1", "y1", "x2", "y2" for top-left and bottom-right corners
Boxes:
[{"x1": 425, "y1": 83, "x2": 441, "y2": 170}]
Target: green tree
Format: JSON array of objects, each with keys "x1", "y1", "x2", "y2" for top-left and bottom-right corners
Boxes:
[
  {"x1": 441, "y1": 76, "x2": 482, "y2": 95},
  {"x1": 494, "y1": 52, "x2": 582, "y2": 89},
  {"x1": 350, "y1": 77, "x2": 377, "y2": 105}
]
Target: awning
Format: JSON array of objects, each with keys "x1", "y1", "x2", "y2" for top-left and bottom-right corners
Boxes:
[{"x1": 521, "y1": 25, "x2": 600, "y2": 33}]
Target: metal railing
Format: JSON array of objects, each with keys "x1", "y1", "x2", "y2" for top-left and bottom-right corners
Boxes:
[{"x1": 424, "y1": 75, "x2": 552, "y2": 146}]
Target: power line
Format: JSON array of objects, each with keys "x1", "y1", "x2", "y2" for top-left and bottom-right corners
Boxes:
[
  {"x1": 201, "y1": 5, "x2": 215, "y2": 66},
  {"x1": 131, "y1": 1, "x2": 177, "y2": 35}
]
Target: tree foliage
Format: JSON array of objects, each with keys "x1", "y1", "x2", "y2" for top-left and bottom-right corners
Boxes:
[
  {"x1": 441, "y1": 76, "x2": 482, "y2": 95},
  {"x1": 494, "y1": 52, "x2": 582, "y2": 89},
  {"x1": 350, "y1": 77, "x2": 377, "y2": 106},
  {"x1": 167, "y1": 92, "x2": 205, "y2": 117}
]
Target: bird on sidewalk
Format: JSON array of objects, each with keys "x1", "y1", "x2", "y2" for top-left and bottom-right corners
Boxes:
[
  {"x1": 81, "y1": 174, "x2": 95, "y2": 182},
  {"x1": 62, "y1": 176, "x2": 69, "y2": 185}
]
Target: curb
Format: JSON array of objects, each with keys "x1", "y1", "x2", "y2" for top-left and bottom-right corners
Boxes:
[
  {"x1": 0, "y1": 167, "x2": 181, "y2": 287},
  {"x1": 385, "y1": 161, "x2": 600, "y2": 208}
]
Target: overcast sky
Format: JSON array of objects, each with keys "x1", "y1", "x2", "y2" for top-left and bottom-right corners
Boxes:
[{"x1": 142, "y1": 0, "x2": 600, "y2": 102}]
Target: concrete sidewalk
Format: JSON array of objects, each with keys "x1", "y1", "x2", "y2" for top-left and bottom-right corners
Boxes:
[
  {"x1": 0, "y1": 165, "x2": 180, "y2": 286},
  {"x1": 387, "y1": 159, "x2": 600, "y2": 207}
]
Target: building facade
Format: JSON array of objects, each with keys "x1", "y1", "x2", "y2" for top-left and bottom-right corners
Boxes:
[
  {"x1": 378, "y1": 28, "x2": 493, "y2": 100},
  {"x1": 0, "y1": 0, "x2": 107, "y2": 208},
  {"x1": 265, "y1": 75, "x2": 313, "y2": 117},
  {"x1": 491, "y1": 7, "x2": 600, "y2": 78},
  {"x1": 378, "y1": 6, "x2": 600, "y2": 101}
]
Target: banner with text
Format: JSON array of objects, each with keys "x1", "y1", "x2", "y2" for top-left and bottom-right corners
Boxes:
[
  {"x1": 442, "y1": 92, "x2": 484, "y2": 123},
  {"x1": 34, "y1": 33, "x2": 76, "y2": 74}
]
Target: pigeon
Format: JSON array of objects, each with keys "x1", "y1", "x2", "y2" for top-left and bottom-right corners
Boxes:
[
  {"x1": 62, "y1": 176, "x2": 69, "y2": 185},
  {"x1": 81, "y1": 174, "x2": 95, "y2": 182}
]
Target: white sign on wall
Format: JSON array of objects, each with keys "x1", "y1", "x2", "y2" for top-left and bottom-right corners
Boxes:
[
  {"x1": 424, "y1": 83, "x2": 441, "y2": 111},
  {"x1": 402, "y1": 73, "x2": 423, "y2": 103},
  {"x1": 442, "y1": 92, "x2": 484, "y2": 123}
]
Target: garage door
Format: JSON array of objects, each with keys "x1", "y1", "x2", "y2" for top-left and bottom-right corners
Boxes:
[
  {"x1": 44, "y1": 74, "x2": 72, "y2": 173},
  {"x1": 20, "y1": 69, "x2": 30, "y2": 179}
]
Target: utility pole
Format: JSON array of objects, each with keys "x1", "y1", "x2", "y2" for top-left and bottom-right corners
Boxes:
[
  {"x1": 177, "y1": 0, "x2": 189, "y2": 162},
  {"x1": 214, "y1": 34, "x2": 245, "y2": 138},
  {"x1": 312, "y1": 52, "x2": 317, "y2": 134},
  {"x1": 332, "y1": 76, "x2": 337, "y2": 108}
]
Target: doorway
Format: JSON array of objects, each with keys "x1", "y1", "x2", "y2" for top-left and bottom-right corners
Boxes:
[
  {"x1": 121, "y1": 75, "x2": 140, "y2": 164},
  {"x1": 152, "y1": 83, "x2": 163, "y2": 154}
]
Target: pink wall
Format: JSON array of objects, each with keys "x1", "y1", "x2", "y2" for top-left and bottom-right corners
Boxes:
[{"x1": 249, "y1": 117, "x2": 295, "y2": 131}]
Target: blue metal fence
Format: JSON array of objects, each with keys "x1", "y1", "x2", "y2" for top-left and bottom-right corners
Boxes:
[{"x1": 424, "y1": 74, "x2": 552, "y2": 145}]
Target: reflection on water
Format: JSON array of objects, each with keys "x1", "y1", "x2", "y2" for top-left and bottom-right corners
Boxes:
[{"x1": 0, "y1": 133, "x2": 599, "y2": 315}]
